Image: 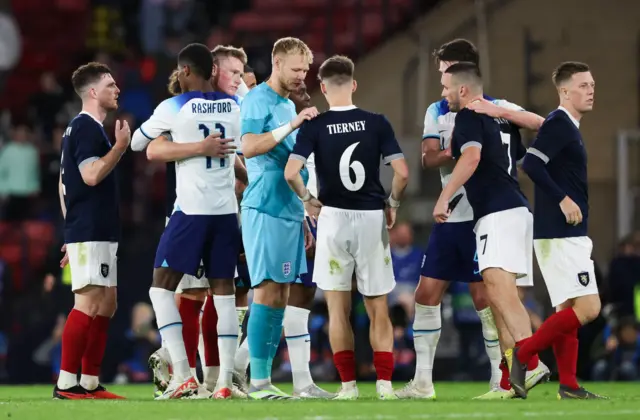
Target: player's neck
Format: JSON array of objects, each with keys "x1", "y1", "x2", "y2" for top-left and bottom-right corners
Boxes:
[
  {"x1": 461, "y1": 93, "x2": 483, "y2": 109},
  {"x1": 81, "y1": 104, "x2": 106, "y2": 123},
  {"x1": 266, "y1": 76, "x2": 289, "y2": 98},
  {"x1": 185, "y1": 80, "x2": 213, "y2": 93},
  {"x1": 559, "y1": 102, "x2": 583, "y2": 122},
  {"x1": 327, "y1": 93, "x2": 353, "y2": 108}
]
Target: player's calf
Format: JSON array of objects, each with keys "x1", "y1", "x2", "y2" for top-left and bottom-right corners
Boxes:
[
  {"x1": 571, "y1": 294, "x2": 601, "y2": 325},
  {"x1": 363, "y1": 295, "x2": 397, "y2": 400},
  {"x1": 482, "y1": 268, "x2": 532, "y2": 342},
  {"x1": 149, "y1": 267, "x2": 193, "y2": 385}
]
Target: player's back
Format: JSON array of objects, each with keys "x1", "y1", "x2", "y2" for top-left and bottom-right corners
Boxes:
[
  {"x1": 167, "y1": 91, "x2": 240, "y2": 215},
  {"x1": 531, "y1": 109, "x2": 588, "y2": 239},
  {"x1": 452, "y1": 108, "x2": 528, "y2": 221},
  {"x1": 299, "y1": 106, "x2": 400, "y2": 210},
  {"x1": 61, "y1": 113, "x2": 119, "y2": 243},
  {"x1": 240, "y1": 82, "x2": 308, "y2": 221}
]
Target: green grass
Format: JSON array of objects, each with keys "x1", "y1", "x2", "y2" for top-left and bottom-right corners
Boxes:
[{"x1": 0, "y1": 382, "x2": 639, "y2": 420}]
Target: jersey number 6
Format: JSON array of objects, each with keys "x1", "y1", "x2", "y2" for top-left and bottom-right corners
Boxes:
[
  {"x1": 339, "y1": 142, "x2": 366, "y2": 191},
  {"x1": 199, "y1": 123, "x2": 227, "y2": 169}
]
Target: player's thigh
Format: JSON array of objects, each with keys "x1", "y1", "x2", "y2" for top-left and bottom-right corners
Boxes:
[
  {"x1": 534, "y1": 236, "x2": 598, "y2": 308},
  {"x1": 313, "y1": 207, "x2": 355, "y2": 293},
  {"x1": 154, "y1": 211, "x2": 206, "y2": 276},
  {"x1": 205, "y1": 213, "x2": 241, "y2": 279},
  {"x1": 515, "y1": 212, "x2": 534, "y2": 288},
  {"x1": 474, "y1": 207, "x2": 531, "y2": 279},
  {"x1": 67, "y1": 241, "x2": 118, "y2": 292},
  {"x1": 242, "y1": 209, "x2": 305, "y2": 286},
  {"x1": 351, "y1": 209, "x2": 395, "y2": 297}
]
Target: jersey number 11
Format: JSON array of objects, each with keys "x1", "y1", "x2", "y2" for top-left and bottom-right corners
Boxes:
[{"x1": 199, "y1": 123, "x2": 227, "y2": 169}]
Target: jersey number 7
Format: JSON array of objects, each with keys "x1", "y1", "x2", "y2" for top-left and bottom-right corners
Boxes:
[{"x1": 199, "y1": 123, "x2": 227, "y2": 169}]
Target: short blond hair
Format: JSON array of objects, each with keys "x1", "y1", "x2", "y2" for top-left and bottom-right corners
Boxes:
[
  {"x1": 211, "y1": 45, "x2": 248, "y2": 66},
  {"x1": 272, "y1": 37, "x2": 313, "y2": 64}
]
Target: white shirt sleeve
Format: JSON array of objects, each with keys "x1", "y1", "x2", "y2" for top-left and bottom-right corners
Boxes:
[
  {"x1": 492, "y1": 99, "x2": 525, "y2": 112},
  {"x1": 422, "y1": 102, "x2": 440, "y2": 139},
  {"x1": 131, "y1": 99, "x2": 176, "y2": 151}
]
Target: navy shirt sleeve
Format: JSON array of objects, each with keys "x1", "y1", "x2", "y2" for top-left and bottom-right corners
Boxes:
[
  {"x1": 290, "y1": 120, "x2": 316, "y2": 163},
  {"x1": 71, "y1": 121, "x2": 105, "y2": 169},
  {"x1": 378, "y1": 115, "x2": 404, "y2": 165},
  {"x1": 453, "y1": 109, "x2": 483, "y2": 156},
  {"x1": 527, "y1": 117, "x2": 572, "y2": 164}
]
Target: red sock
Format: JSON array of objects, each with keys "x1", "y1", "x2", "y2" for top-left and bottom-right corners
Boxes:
[
  {"x1": 60, "y1": 309, "x2": 93, "y2": 375},
  {"x1": 517, "y1": 308, "x2": 581, "y2": 364},
  {"x1": 201, "y1": 296, "x2": 219, "y2": 366},
  {"x1": 553, "y1": 329, "x2": 580, "y2": 389},
  {"x1": 179, "y1": 296, "x2": 203, "y2": 369},
  {"x1": 81, "y1": 315, "x2": 110, "y2": 376},
  {"x1": 373, "y1": 351, "x2": 394, "y2": 381},
  {"x1": 333, "y1": 350, "x2": 356, "y2": 383},
  {"x1": 528, "y1": 354, "x2": 540, "y2": 370},
  {"x1": 499, "y1": 359, "x2": 512, "y2": 390}
]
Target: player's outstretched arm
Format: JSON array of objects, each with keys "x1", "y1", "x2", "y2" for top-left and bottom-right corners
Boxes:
[
  {"x1": 241, "y1": 107, "x2": 319, "y2": 158},
  {"x1": 80, "y1": 120, "x2": 129, "y2": 186},
  {"x1": 234, "y1": 155, "x2": 248, "y2": 185},
  {"x1": 467, "y1": 98, "x2": 544, "y2": 131}
]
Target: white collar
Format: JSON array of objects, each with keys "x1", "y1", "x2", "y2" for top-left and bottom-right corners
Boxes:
[
  {"x1": 330, "y1": 105, "x2": 357, "y2": 111},
  {"x1": 80, "y1": 111, "x2": 103, "y2": 126},
  {"x1": 557, "y1": 106, "x2": 580, "y2": 128}
]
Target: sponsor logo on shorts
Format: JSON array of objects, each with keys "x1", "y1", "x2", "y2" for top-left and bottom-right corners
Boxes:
[
  {"x1": 577, "y1": 271, "x2": 590, "y2": 287},
  {"x1": 100, "y1": 263, "x2": 109, "y2": 278},
  {"x1": 283, "y1": 261, "x2": 291, "y2": 277}
]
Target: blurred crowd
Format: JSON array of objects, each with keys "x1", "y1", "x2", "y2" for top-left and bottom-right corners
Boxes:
[{"x1": 0, "y1": 0, "x2": 639, "y2": 385}]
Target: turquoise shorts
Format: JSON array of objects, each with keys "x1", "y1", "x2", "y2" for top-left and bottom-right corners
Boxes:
[{"x1": 241, "y1": 208, "x2": 307, "y2": 287}]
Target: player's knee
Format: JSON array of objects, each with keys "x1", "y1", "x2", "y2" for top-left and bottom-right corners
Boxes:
[
  {"x1": 363, "y1": 295, "x2": 391, "y2": 322},
  {"x1": 152, "y1": 267, "x2": 182, "y2": 291},
  {"x1": 414, "y1": 276, "x2": 446, "y2": 306},
  {"x1": 573, "y1": 294, "x2": 601, "y2": 324},
  {"x1": 210, "y1": 278, "x2": 235, "y2": 296},
  {"x1": 288, "y1": 284, "x2": 315, "y2": 310}
]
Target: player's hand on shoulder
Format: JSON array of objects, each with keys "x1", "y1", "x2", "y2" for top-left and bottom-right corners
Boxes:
[
  {"x1": 432, "y1": 197, "x2": 451, "y2": 224},
  {"x1": 200, "y1": 132, "x2": 236, "y2": 158},
  {"x1": 466, "y1": 97, "x2": 503, "y2": 118},
  {"x1": 559, "y1": 196, "x2": 582, "y2": 226},
  {"x1": 291, "y1": 106, "x2": 319, "y2": 129},
  {"x1": 114, "y1": 120, "x2": 131, "y2": 150}
]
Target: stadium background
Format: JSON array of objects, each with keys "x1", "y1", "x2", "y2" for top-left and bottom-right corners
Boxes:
[{"x1": 0, "y1": 0, "x2": 639, "y2": 388}]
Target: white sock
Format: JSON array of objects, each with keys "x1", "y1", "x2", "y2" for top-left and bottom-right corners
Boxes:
[
  {"x1": 57, "y1": 370, "x2": 78, "y2": 389},
  {"x1": 214, "y1": 295, "x2": 239, "y2": 389},
  {"x1": 236, "y1": 306, "x2": 248, "y2": 347},
  {"x1": 477, "y1": 307, "x2": 502, "y2": 386},
  {"x1": 413, "y1": 303, "x2": 441, "y2": 388},
  {"x1": 203, "y1": 365, "x2": 220, "y2": 391},
  {"x1": 157, "y1": 345, "x2": 171, "y2": 363},
  {"x1": 283, "y1": 305, "x2": 313, "y2": 391},
  {"x1": 234, "y1": 337, "x2": 250, "y2": 373},
  {"x1": 149, "y1": 287, "x2": 190, "y2": 382},
  {"x1": 80, "y1": 374, "x2": 99, "y2": 390}
]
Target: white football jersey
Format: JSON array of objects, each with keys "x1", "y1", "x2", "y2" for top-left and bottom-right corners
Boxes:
[
  {"x1": 134, "y1": 91, "x2": 241, "y2": 215},
  {"x1": 423, "y1": 97, "x2": 523, "y2": 223}
]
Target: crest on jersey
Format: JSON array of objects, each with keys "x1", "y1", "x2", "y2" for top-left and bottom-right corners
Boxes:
[
  {"x1": 100, "y1": 263, "x2": 109, "y2": 278},
  {"x1": 283, "y1": 262, "x2": 291, "y2": 277},
  {"x1": 577, "y1": 271, "x2": 590, "y2": 287},
  {"x1": 195, "y1": 266, "x2": 204, "y2": 279}
]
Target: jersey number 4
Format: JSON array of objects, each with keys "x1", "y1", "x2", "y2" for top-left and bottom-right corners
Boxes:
[
  {"x1": 199, "y1": 123, "x2": 227, "y2": 169},
  {"x1": 340, "y1": 142, "x2": 366, "y2": 191}
]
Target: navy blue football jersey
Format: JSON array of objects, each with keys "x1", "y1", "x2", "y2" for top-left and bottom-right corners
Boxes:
[
  {"x1": 61, "y1": 113, "x2": 120, "y2": 243},
  {"x1": 291, "y1": 106, "x2": 403, "y2": 210},
  {"x1": 523, "y1": 108, "x2": 588, "y2": 239},
  {"x1": 451, "y1": 108, "x2": 529, "y2": 221}
]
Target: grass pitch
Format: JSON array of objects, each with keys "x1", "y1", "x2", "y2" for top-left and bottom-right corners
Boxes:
[{"x1": 0, "y1": 382, "x2": 639, "y2": 420}]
